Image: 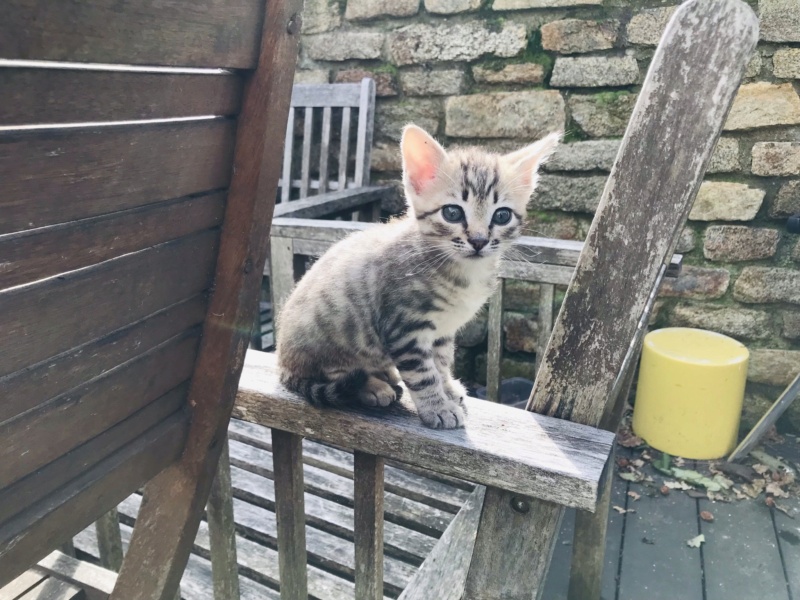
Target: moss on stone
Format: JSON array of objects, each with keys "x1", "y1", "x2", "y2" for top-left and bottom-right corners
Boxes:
[{"x1": 593, "y1": 90, "x2": 633, "y2": 106}]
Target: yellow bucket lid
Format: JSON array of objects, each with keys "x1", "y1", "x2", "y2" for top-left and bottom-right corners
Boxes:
[{"x1": 644, "y1": 327, "x2": 749, "y2": 367}]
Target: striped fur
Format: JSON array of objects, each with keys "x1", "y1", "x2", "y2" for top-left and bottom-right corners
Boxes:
[{"x1": 277, "y1": 125, "x2": 561, "y2": 428}]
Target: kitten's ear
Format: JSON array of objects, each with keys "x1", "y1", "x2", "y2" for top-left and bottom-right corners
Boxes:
[
  {"x1": 503, "y1": 131, "x2": 562, "y2": 190},
  {"x1": 401, "y1": 124, "x2": 446, "y2": 195}
]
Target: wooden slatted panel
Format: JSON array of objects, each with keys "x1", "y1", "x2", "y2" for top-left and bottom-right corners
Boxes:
[
  {"x1": 0, "y1": 69, "x2": 243, "y2": 126},
  {"x1": 291, "y1": 84, "x2": 362, "y2": 108},
  {"x1": 0, "y1": 295, "x2": 206, "y2": 425},
  {"x1": 354, "y1": 79, "x2": 375, "y2": 187},
  {"x1": 0, "y1": 413, "x2": 188, "y2": 588},
  {"x1": 319, "y1": 107, "x2": 332, "y2": 194},
  {"x1": 353, "y1": 452, "x2": 384, "y2": 600},
  {"x1": 0, "y1": 331, "x2": 200, "y2": 489},
  {"x1": 0, "y1": 384, "x2": 188, "y2": 525},
  {"x1": 0, "y1": 120, "x2": 235, "y2": 235},
  {"x1": 0, "y1": 192, "x2": 225, "y2": 290},
  {"x1": 299, "y1": 108, "x2": 313, "y2": 199},
  {"x1": 281, "y1": 108, "x2": 294, "y2": 203},
  {"x1": 338, "y1": 107, "x2": 351, "y2": 191},
  {"x1": 0, "y1": 230, "x2": 219, "y2": 379},
  {"x1": 0, "y1": 1, "x2": 264, "y2": 68}
]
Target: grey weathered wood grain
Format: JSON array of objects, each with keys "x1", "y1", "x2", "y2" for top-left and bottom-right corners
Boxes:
[
  {"x1": 268, "y1": 236, "x2": 296, "y2": 325},
  {"x1": 300, "y1": 108, "x2": 313, "y2": 199},
  {"x1": 354, "y1": 79, "x2": 376, "y2": 187},
  {"x1": 94, "y1": 509, "x2": 123, "y2": 572},
  {"x1": 273, "y1": 187, "x2": 390, "y2": 219},
  {"x1": 486, "y1": 286, "x2": 503, "y2": 403},
  {"x1": 399, "y1": 486, "x2": 485, "y2": 600},
  {"x1": 773, "y1": 498, "x2": 800, "y2": 598},
  {"x1": 281, "y1": 107, "x2": 294, "y2": 203},
  {"x1": 353, "y1": 452, "x2": 384, "y2": 600},
  {"x1": 291, "y1": 83, "x2": 362, "y2": 108},
  {"x1": 37, "y1": 552, "x2": 116, "y2": 599},
  {"x1": 235, "y1": 352, "x2": 613, "y2": 511},
  {"x1": 319, "y1": 107, "x2": 332, "y2": 194},
  {"x1": 270, "y1": 430, "x2": 307, "y2": 600},
  {"x1": 338, "y1": 107, "x2": 351, "y2": 191},
  {"x1": 536, "y1": 284, "x2": 555, "y2": 375},
  {"x1": 0, "y1": 569, "x2": 47, "y2": 599},
  {"x1": 19, "y1": 577, "x2": 84, "y2": 600},
  {"x1": 206, "y1": 439, "x2": 241, "y2": 600}
]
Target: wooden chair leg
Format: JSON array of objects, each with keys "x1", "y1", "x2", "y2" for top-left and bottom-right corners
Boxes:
[
  {"x1": 95, "y1": 509, "x2": 124, "y2": 571},
  {"x1": 207, "y1": 437, "x2": 241, "y2": 600}
]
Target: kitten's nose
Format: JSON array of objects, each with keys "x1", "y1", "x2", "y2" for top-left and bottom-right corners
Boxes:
[{"x1": 468, "y1": 236, "x2": 489, "y2": 252}]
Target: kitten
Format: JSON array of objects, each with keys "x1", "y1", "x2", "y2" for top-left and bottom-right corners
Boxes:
[{"x1": 277, "y1": 125, "x2": 560, "y2": 429}]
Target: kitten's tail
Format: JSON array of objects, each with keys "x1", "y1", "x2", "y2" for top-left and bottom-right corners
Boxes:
[{"x1": 282, "y1": 369, "x2": 369, "y2": 407}]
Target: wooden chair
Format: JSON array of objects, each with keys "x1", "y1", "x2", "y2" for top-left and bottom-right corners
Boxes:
[
  {"x1": 228, "y1": 0, "x2": 759, "y2": 598},
  {"x1": 0, "y1": 1, "x2": 301, "y2": 598}
]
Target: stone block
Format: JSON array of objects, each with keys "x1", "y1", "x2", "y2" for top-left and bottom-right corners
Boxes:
[
  {"x1": 294, "y1": 69, "x2": 330, "y2": 84},
  {"x1": 550, "y1": 55, "x2": 639, "y2": 88},
  {"x1": 771, "y1": 180, "x2": 800, "y2": 218},
  {"x1": 302, "y1": 0, "x2": 342, "y2": 33},
  {"x1": 752, "y1": 142, "x2": 800, "y2": 176},
  {"x1": 759, "y1": 0, "x2": 800, "y2": 42},
  {"x1": 795, "y1": 239, "x2": 800, "y2": 263},
  {"x1": 474, "y1": 354, "x2": 538, "y2": 385},
  {"x1": 345, "y1": 0, "x2": 419, "y2": 20},
  {"x1": 626, "y1": 7, "x2": 677, "y2": 46},
  {"x1": 400, "y1": 69, "x2": 465, "y2": 96},
  {"x1": 688, "y1": 181, "x2": 764, "y2": 222},
  {"x1": 773, "y1": 48, "x2": 800, "y2": 79},
  {"x1": 670, "y1": 304, "x2": 773, "y2": 340},
  {"x1": 540, "y1": 19, "x2": 619, "y2": 54},
  {"x1": 370, "y1": 142, "x2": 402, "y2": 172},
  {"x1": 472, "y1": 63, "x2": 546, "y2": 85},
  {"x1": 782, "y1": 311, "x2": 800, "y2": 340},
  {"x1": 375, "y1": 98, "x2": 442, "y2": 141},
  {"x1": 425, "y1": 0, "x2": 481, "y2": 14},
  {"x1": 676, "y1": 227, "x2": 696, "y2": 253},
  {"x1": 543, "y1": 139, "x2": 620, "y2": 172},
  {"x1": 724, "y1": 83, "x2": 800, "y2": 130},
  {"x1": 305, "y1": 32, "x2": 385, "y2": 61},
  {"x1": 504, "y1": 280, "x2": 541, "y2": 311},
  {"x1": 525, "y1": 211, "x2": 589, "y2": 240},
  {"x1": 568, "y1": 92, "x2": 636, "y2": 137},
  {"x1": 659, "y1": 265, "x2": 730, "y2": 300},
  {"x1": 445, "y1": 90, "x2": 565, "y2": 139},
  {"x1": 493, "y1": 0, "x2": 601, "y2": 8},
  {"x1": 707, "y1": 138, "x2": 740, "y2": 174},
  {"x1": 748, "y1": 349, "x2": 800, "y2": 386},
  {"x1": 740, "y1": 389, "x2": 775, "y2": 433},
  {"x1": 703, "y1": 226, "x2": 780, "y2": 262},
  {"x1": 531, "y1": 174, "x2": 606, "y2": 213},
  {"x1": 388, "y1": 22, "x2": 527, "y2": 66},
  {"x1": 503, "y1": 312, "x2": 539, "y2": 353},
  {"x1": 745, "y1": 51, "x2": 762, "y2": 78},
  {"x1": 734, "y1": 267, "x2": 800, "y2": 305},
  {"x1": 335, "y1": 69, "x2": 397, "y2": 97}
]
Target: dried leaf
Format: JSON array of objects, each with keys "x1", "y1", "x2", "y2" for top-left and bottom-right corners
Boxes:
[
  {"x1": 750, "y1": 450, "x2": 794, "y2": 475},
  {"x1": 613, "y1": 505, "x2": 636, "y2": 514},
  {"x1": 619, "y1": 471, "x2": 644, "y2": 483},
  {"x1": 674, "y1": 457, "x2": 686, "y2": 467},
  {"x1": 686, "y1": 534, "x2": 705, "y2": 548},
  {"x1": 631, "y1": 459, "x2": 645, "y2": 468},
  {"x1": 733, "y1": 487, "x2": 748, "y2": 500},
  {"x1": 627, "y1": 491, "x2": 641, "y2": 501},
  {"x1": 741, "y1": 480, "x2": 766, "y2": 498},
  {"x1": 618, "y1": 431, "x2": 644, "y2": 448},
  {"x1": 707, "y1": 491, "x2": 730, "y2": 503},
  {"x1": 772, "y1": 501, "x2": 796, "y2": 519},
  {"x1": 700, "y1": 510, "x2": 714, "y2": 522},
  {"x1": 713, "y1": 474, "x2": 734, "y2": 490},
  {"x1": 766, "y1": 482, "x2": 790, "y2": 498},
  {"x1": 642, "y1": 451, "x2": 653, "y2": 461},
  {"x1": 664, "y1": 480, "x2": 692, "y2": 491},
  {"x1": 671, "y1": 468, "x2": 723, "y2": 492},
  {"x1": 753, "y1": 463, "x2": 769, "y2": 475}
]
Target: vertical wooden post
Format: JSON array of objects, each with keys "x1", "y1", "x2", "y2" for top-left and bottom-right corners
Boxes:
[
  {"x1": 269, "y1": 236, "x2": 295, "y2": 336},
  {"x1": 95, "y1": 509, "x2": 124, "y2": 571},
  {"x1": 271, "y1": 429, "x2": 308, "y2": 600},
  {"x1": 486, "y1": 283, "x2": 504, "y2": 403},
  {"x1": 207, "y1": 437, "x2": 241, "y2": 600},
  {"x1": 353, "y1": 452, "x2": 384, "y2": 600},
  {"x1": 58, "y1": 539, "x2": 76, "y2": 558},
  {"x1": 535, "y1": 284, "x2": 554, "y2": 376}
]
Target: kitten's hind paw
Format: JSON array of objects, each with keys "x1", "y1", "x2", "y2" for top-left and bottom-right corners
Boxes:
[
  {"x1": 418, "y1": 400, "x2": 466, "y2": 429},
  {"x1": 358, "y1": 376, "x2": 399, "y2": 408}
]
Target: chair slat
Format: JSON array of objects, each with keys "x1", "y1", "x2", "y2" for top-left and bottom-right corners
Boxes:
[
  {"x1": 271, "y1": 430, "x2": 308, "y2": 600},
  {"x1": 281, "y1": 108, "x2": 294, "y2": 203},
  {"x1": 486, "y1": 285, "x2": 503, "y2": 403},
  {"x1": 353, "y1": 452, "x2": 385, "y2": 600},
  {"x1": 1, "y1": 69, "x2": 242, "y2": 127},
  {"x1": 299, "y1": 108, "x2": 313, "y2": 199},
  {"x1": 207, "y1": 438, "x2": 241, "y2": 600},
  {"x1": 535, "y1": 284, "x2": 555, "y2": 375},
  {"x1": 291, "y1": 84, "x2": 362, "y2": 108},
  {"x1": 318, "y1": 107, "x2": 332, "y2": 195},
  {"x1": 0, "y1": 0, "x2": 264, "y2": 69},
  {"x1": 338, "y1": 107, "x2": 351, "y2": 191},
  {"x1": 94, "y1": 510, "x2": 123, "y2": 572},
  {"x1": 354, "y1": 79, "x2": 376, "y2": 188}
]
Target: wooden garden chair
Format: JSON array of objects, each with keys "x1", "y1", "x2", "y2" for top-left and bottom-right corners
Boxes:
[
  {"x1": 0, "y1": 0, "x2": 302, "y2": 598},
  {"x1": 230, "y1": 0, "x2": 760, "y2": 598}
]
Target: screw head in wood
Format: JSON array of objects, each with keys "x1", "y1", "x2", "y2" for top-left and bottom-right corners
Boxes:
[
  {"x1": 510, "y1": 496, "x2": 529, "y2": 514},
  {"x1": 287, "y1": 13, "x2": 301, "y2": 35}
]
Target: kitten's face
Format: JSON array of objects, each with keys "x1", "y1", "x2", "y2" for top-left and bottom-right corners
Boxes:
[{"x1": 400, "y1": 125, "x2": 561, "y2": 261}]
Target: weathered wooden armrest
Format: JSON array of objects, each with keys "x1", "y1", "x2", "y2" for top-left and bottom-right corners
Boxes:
[
  {"x1": 234, "y1": 351, "x2": 615, "y2": 512},
  {"x1": 272, "y1": 185, "x2": 392, "y2": 219}
]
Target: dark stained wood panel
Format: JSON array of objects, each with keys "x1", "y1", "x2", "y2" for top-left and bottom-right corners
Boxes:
[
  {"x1": 0, "y1": 295, "x2": 206, "y2": 425},
  {"x1": 0, "y1": 331, "x2": 200, "y2": 489},
  {"x1": 0, "y1": 192, "x2": 226, "y2": 290},
  {"x1": 0, "y1": 385, "x2": 188, "y2": 524},
  {"x1": 0, "y1": 412, "x2": 188, "y2": 589},
  {"x1": 0, "y1": 120, "x2": 235, "y2": 235},
  {"x1": 0, "y1": 230, "x2": 219, "y2": 378},
  {"x1": 0, "y1": 69, "x2": 243, "y2": 126},
  {"x1": 0, "y1": 1, "x2": 264, "y2": 69}
]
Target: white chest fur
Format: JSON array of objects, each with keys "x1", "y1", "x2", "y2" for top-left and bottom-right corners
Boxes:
[{"x1": 433, "y1": 268, "x2": 497, "y2": 338}]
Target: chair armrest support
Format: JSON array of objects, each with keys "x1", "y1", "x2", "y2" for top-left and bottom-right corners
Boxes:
[{"x1": 272, "y1": 185, "x2": 392, "y2": 219}]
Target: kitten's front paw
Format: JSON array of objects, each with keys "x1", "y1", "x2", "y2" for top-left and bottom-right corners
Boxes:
[
  {"x1": 444, "y1": 378, "x2": 468, "y2": 406},
  {"x1": 418, "y1": 400, "x2": 466, "y2": 430}
]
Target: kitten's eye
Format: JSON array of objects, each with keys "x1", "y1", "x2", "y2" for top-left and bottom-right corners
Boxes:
[
  {"x1": 442, "y1": 205, "x2": 464, "y2": 223},
  {"x1": 492, "y1": 208, "x2": 512, "y2": 225}
]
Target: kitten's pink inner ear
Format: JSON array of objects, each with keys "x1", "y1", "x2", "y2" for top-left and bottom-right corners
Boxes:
[
  {"x1": 402, "y1": 127, "x2": 445, "y2": 194},
  {"x1": 505, "y1": 132, "x2": 562, "y2": 189}
]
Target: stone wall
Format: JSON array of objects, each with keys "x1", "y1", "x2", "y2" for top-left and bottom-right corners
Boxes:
[{"x1": 295, "y1": 0, "x2": 800, "y2": 430}]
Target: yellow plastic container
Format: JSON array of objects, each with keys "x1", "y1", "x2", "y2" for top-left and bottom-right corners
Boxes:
[{"x1": 632, "y1": 328, "x2": 749, "y2": 460}]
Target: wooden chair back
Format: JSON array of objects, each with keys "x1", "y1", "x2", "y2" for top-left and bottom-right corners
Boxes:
[
  {"x1": 279, "y1": 79, "x2": 376, "y2": 202},
  {"x1": 0, "y1": 2, "x2": 301, "y2": 597}
]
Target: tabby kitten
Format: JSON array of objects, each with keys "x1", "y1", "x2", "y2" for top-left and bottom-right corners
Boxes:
[{"x1": 277, "y1": 125, "x2": 560, "y2": 429}]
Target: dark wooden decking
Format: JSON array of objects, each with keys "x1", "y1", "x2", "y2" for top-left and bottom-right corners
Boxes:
[{"x1": 64, "y1": 419, "x2": 799, "y2": 600}]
